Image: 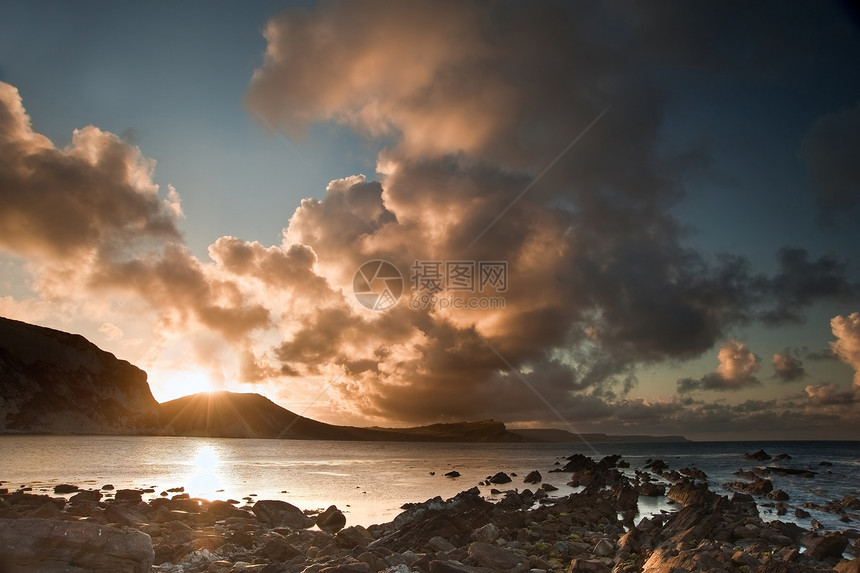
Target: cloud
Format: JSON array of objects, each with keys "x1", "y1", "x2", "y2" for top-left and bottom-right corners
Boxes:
[
  {"x1": 0, "y1": 82, "x2": 182, "y2": 259},
  {"x1": 772, "y1": 350, "x2": 806, "y2": 382},
  {"x1": 805, "y1": 382, "x2": 857, "y2": 407},
  {"x1": 831, "y1": 312, "x2": 860, "y2": 389},
  {"x1": 677, "y1": 340, "x2": 761, "y2": 393},
  {"x1": 760, "y1": 248, "x2": 859, "y2": 325},
  {"x1": 800, "y1": 101, "x2": 860, "y2": 218}
]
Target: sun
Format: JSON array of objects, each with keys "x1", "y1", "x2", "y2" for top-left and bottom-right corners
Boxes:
[{"x1": 150, "y1": 368, "x2": 216, "y2": 402}]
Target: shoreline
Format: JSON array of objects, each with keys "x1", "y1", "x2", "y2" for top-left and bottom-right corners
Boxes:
[{"x1": 1, "y1": 451, "x2": 859, "y2": 572}]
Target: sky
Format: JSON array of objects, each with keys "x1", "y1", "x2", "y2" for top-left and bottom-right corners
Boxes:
[{"x1": 1, "y1": 0, "x2": 859, "y2": 440}]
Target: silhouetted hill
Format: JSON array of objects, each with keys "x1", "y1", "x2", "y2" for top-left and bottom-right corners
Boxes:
[
  {"x1": 159, "y1": 391, "x2": 525, "y2": 441},
  {"x1": 511, "y1": 428, "x2": 689, "y2": 443},
  {"x1": 0, "y1": 316, "x2": 159, "y2": 434}
]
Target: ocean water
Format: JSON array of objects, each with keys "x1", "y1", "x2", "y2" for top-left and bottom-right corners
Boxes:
[{"x1": 1, "y1": 436, "x2": 859, "y2": 531}]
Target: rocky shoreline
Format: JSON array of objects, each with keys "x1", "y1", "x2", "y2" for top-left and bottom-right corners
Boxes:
[{"x1": 1, "y1": 451, "x2": 859, "y2": 573}]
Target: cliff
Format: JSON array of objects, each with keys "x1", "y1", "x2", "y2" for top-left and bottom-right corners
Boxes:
[{"x1": 0, "y1": 316, "x2": 160, "y2": 434}]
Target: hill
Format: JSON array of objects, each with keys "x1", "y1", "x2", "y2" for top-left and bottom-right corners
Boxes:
[
  {"x1": 0, "y1": 316, "x2": 159, "y2": 434},
  {"x1": 159, "y1": 391, "x2": 524, "y2": 441},
  {"x1": 510, "y1": 428, "x2": 689, "y2": 443}
]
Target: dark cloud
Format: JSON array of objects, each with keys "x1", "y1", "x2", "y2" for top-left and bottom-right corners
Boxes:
[
  {"x1": 772, "y1": 350, "x2": 807, "y2": 382},
  {"x1": 760, "y1": 248, "x2": 859, "y2": 325},
  {"x1": 800, "y1": 101, "x2": 860, "y2": 219}
]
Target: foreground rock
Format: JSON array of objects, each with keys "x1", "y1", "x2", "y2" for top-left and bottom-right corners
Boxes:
[{"x1": 0, "y1": 518, "x2": 153, "y2": 572}]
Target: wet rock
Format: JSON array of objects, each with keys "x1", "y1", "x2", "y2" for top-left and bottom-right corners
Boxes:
[
  {"x1": 540, "y1": 483, "x2": 558, "y2": 492},
  {"x1": 53, "y1": 483, "x2": 79, "y2": 494},
  {"x1": 467, "y1": 541, "x2": 526, "y2": 570},
  {"x1": 114, "y1": 489, "x2": 144, "y2": 503},
  {"x1": 767, "y1": 489, "x2": 790, "y2": 501},
  {"x1": 805, "y1": 533, "x2": 848, "y2": 560},
  {"x1": 0, "y1": 517, "x2": 153, "y2": 572},
  {"x1": 444, "y1": 471, "x2": 461, "y2": 478},
  {"x1": 489, "y1": 472, "x2": 512, "y2": 484},
  {"x1": 726, "y1": 477, "x2": 773, "y2": 496},
  {"x1": 70, "y1": 489, "x2": 102, "y2": 503},
  {"x1": 523, "y1": 471, "x2": 542, "y2": 484},
  {"x1": 316, "y1": 505, "x2": 347, "y2": 534},
  {"x1": 795, "y1": 508, "x2": 811, "y2": 518},
  {"x1": 766, "y1": 466, "x2": 816, "y2": 478},
  {"x1": 252, "y1": 500, "x2": 314, "y2": 529},
  {"x1": 666, "y1": 480, "x2": 718, "y2": 507},
  {"x1": 746, "y1": 449, "x2": 771, "y2": 461}
]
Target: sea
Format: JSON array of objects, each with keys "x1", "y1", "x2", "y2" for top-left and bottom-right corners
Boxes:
[{"x1": 2, "y1": 436, "x2": 859, "y2": 532}]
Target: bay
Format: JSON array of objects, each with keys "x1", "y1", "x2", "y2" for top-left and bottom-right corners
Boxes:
[{"x1": 2, "y1": 435, "x2": 858, "y2": 531}]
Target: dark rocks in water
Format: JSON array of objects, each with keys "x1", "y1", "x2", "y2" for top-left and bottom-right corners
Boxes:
[
  {"x1": 114, "y1": 489, "x2": 143, "y2": 503},
  {"x1": 726, "y1": 477, "x2": 773, "y2": 496},
  {"x1": 563, "y1": 453, "x2": 596, "y2": 472},
  {"x1": 745, "y1": 449, "x2": 771, "y2": 461},
  {"x1": 53, "y1": 484, "x2": 79, "y2": 494},
  {"x1": 488, "y1": 471, "x2": 512, "y2": 484},
  {"x1": 796, "y1": 508, "x2": 811, "y2": 518},
  {"x1": 767, "y1": 489, "x2": 791, "y2": 501},
  {"x1": 317, "y1": 504, "x2": 347, "y2": 534},
  {"x1": 638, "y1": 482, "x2": 666, "y2": 497},
  {"x1": 766, "y1": 466, "x2": 816, "y2": 478},
  {"x1": 841, "y1": 495, "x2": 860, "y2": 510},
  {"x1": 69, "y1": 489, "x2": 102, "y2": 503},
  {"x1": 252, "y1": 499, "x2": 314, "y2": 529},
  {"x1": 444, "y1": 471, "x2": 460, "y2": 478},
  {"x1": 540, "y1": 483, "x2": 558, "y2": 492},
  {"x1": 0, "y1": 518, "x2": 153, "y2": 572},
  {"x1": 644, "y1": 458, "x2": 669, "y2": 472},
  {"x1": 679, "y1": 467, "x2": 707, "y2": 480},
  {"x1": 523, "y1": 470, "x2": 542, "y2": 484},
  {"x1": 667, "y1": 480, "x2": 719, "y2": 507},
  {"x1": 820, "y1": 461, "x2": 834, "y2": 467},
  {"x1": 774, "y1": 453, "x2": 793, "y2": 460}
]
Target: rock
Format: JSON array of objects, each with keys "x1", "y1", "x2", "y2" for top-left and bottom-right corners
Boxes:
[
  {"x1": 53, "y1": 483, "x2": 79, "y2": 494},
  {"x1": 842, "y1": 495, "x2": 860, "y2": 510},
  {"x1": 70, "y1": 489, "x2": 102, "y2": 503},
  {"x1": 835, "y1": 559, "x2": 860, "y2": 573},
  {"x1": 429, "y1": 561, "x2": 484, "y2": 573},
  {"x1": 795, "y1": 508, "x2": 811, "y2": 518},
  {"x1": 102, "y1": 484, "x2": 115, "y2": 490},
  {"x1": 429, "y1": 535, "x2": 456, "y2": 552},
  {"x1": 767, "y1": 489, "x2": 790, "y2": 501},
  {"x1": 523, "y1": 471, "x2": 542, "y2": 484},
  {"x1": 746, "y1": 449, "x2": 771, "y2": 461},
  {"x1": 805, "y1": 533, "x2": 848, "y2": 560},
  {"x1": 637, "y1": 482, "x2": 665, "y2": 497},
  {"x1": 472, "y1": 522, "x2": 500, "y2": 544},
  {"x1": 666, "y1": 480, "x2": 718, "y2": 507},
  {"x1": 766, "y1": 466, "x2": 816, "y2": 478},
  {"x1": 467, "y1": 541, "x2": 525, "y2": 570},
  {"x1": 0, "y1": 517, "x2": 153, "y2": 572},
  {"x1": 114, "y1": 489, "x2": 143, "y2": 503},
  {"x1": 316, "y1": 505, "x2": 347, "y2": 534},
  {"x1": 540, "y1": 483, "x2": 558, "y2": 492},
  {"x1": 319, "y1": 563, "x2": 371, "y2": 573},
  {"x1": 592, "y1": 538, "x2": 613, "y2": 557},
  {"x1": 252, "y1": 500, "x2": 314, "y2": 529},
  {"x1": 258, "y1": 534, "x2": 300, "y2": 561},
  {"x1": 731, "y1": 550, "x2": 761, "y2": 568},
  {"x1": 336, "y1": 525, "x2": 374, "y2": 549},
  {"x1": 444, "y1": 471, "x2": 461, "y2": 478},
  {"x1": 567, "y1": 559, "x2": 611, "y2": 573},
  {"x1": 489, "y1": 472, "x2": 512, "y2": 484}
]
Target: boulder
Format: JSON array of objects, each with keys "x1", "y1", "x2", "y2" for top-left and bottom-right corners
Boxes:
[
  {"x1": 335, "y1": 525, "x2": 374, "y2": 549},
  {"x1": 745, "y1": 449, "x2": 771, "y2": 461},
  {"x1": 804, "y1": 533, "x2": 848, "y2": 561},
  {"x1": 568, "y1": 559, "x2": 611, "y2": 572},
  {"x1": 489, "y1": 472, "x2": 512, "y2": 484},
  {"x1": 53, "y1": 484, "x2": 79, "y2": 494},
  {"x1": 835, "y1": 559, "x2": 860, "y2": 573},
  {"x1": 252, "y1": 500, "x2": 314, "y2": 529},
  {"x1": 0, "y1": 518, "x2": 153, "y2": 572},
  {"x1": 69, "y1": 489, "x2": 102, "y2": 503},
  {"x1": 316, "y1": 505, "x2": 347, "y2": 534},
  {"x1": 523, "y1": 470, "x2": 542, "y2": 484},
  {"x1": 467, "y1": 541, "x2": 526, "y2": 570},
  {"x1": 444, "y1": 471, "x2": 461, "y2": 478},
  {"x1": 472, "y1": 522, "x2": 500, "y2": 544}
]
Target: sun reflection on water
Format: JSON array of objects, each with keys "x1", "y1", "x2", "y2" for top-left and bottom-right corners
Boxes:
[{"x1": 186, "y1": 444, "x2": 223, "y2": 500}]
